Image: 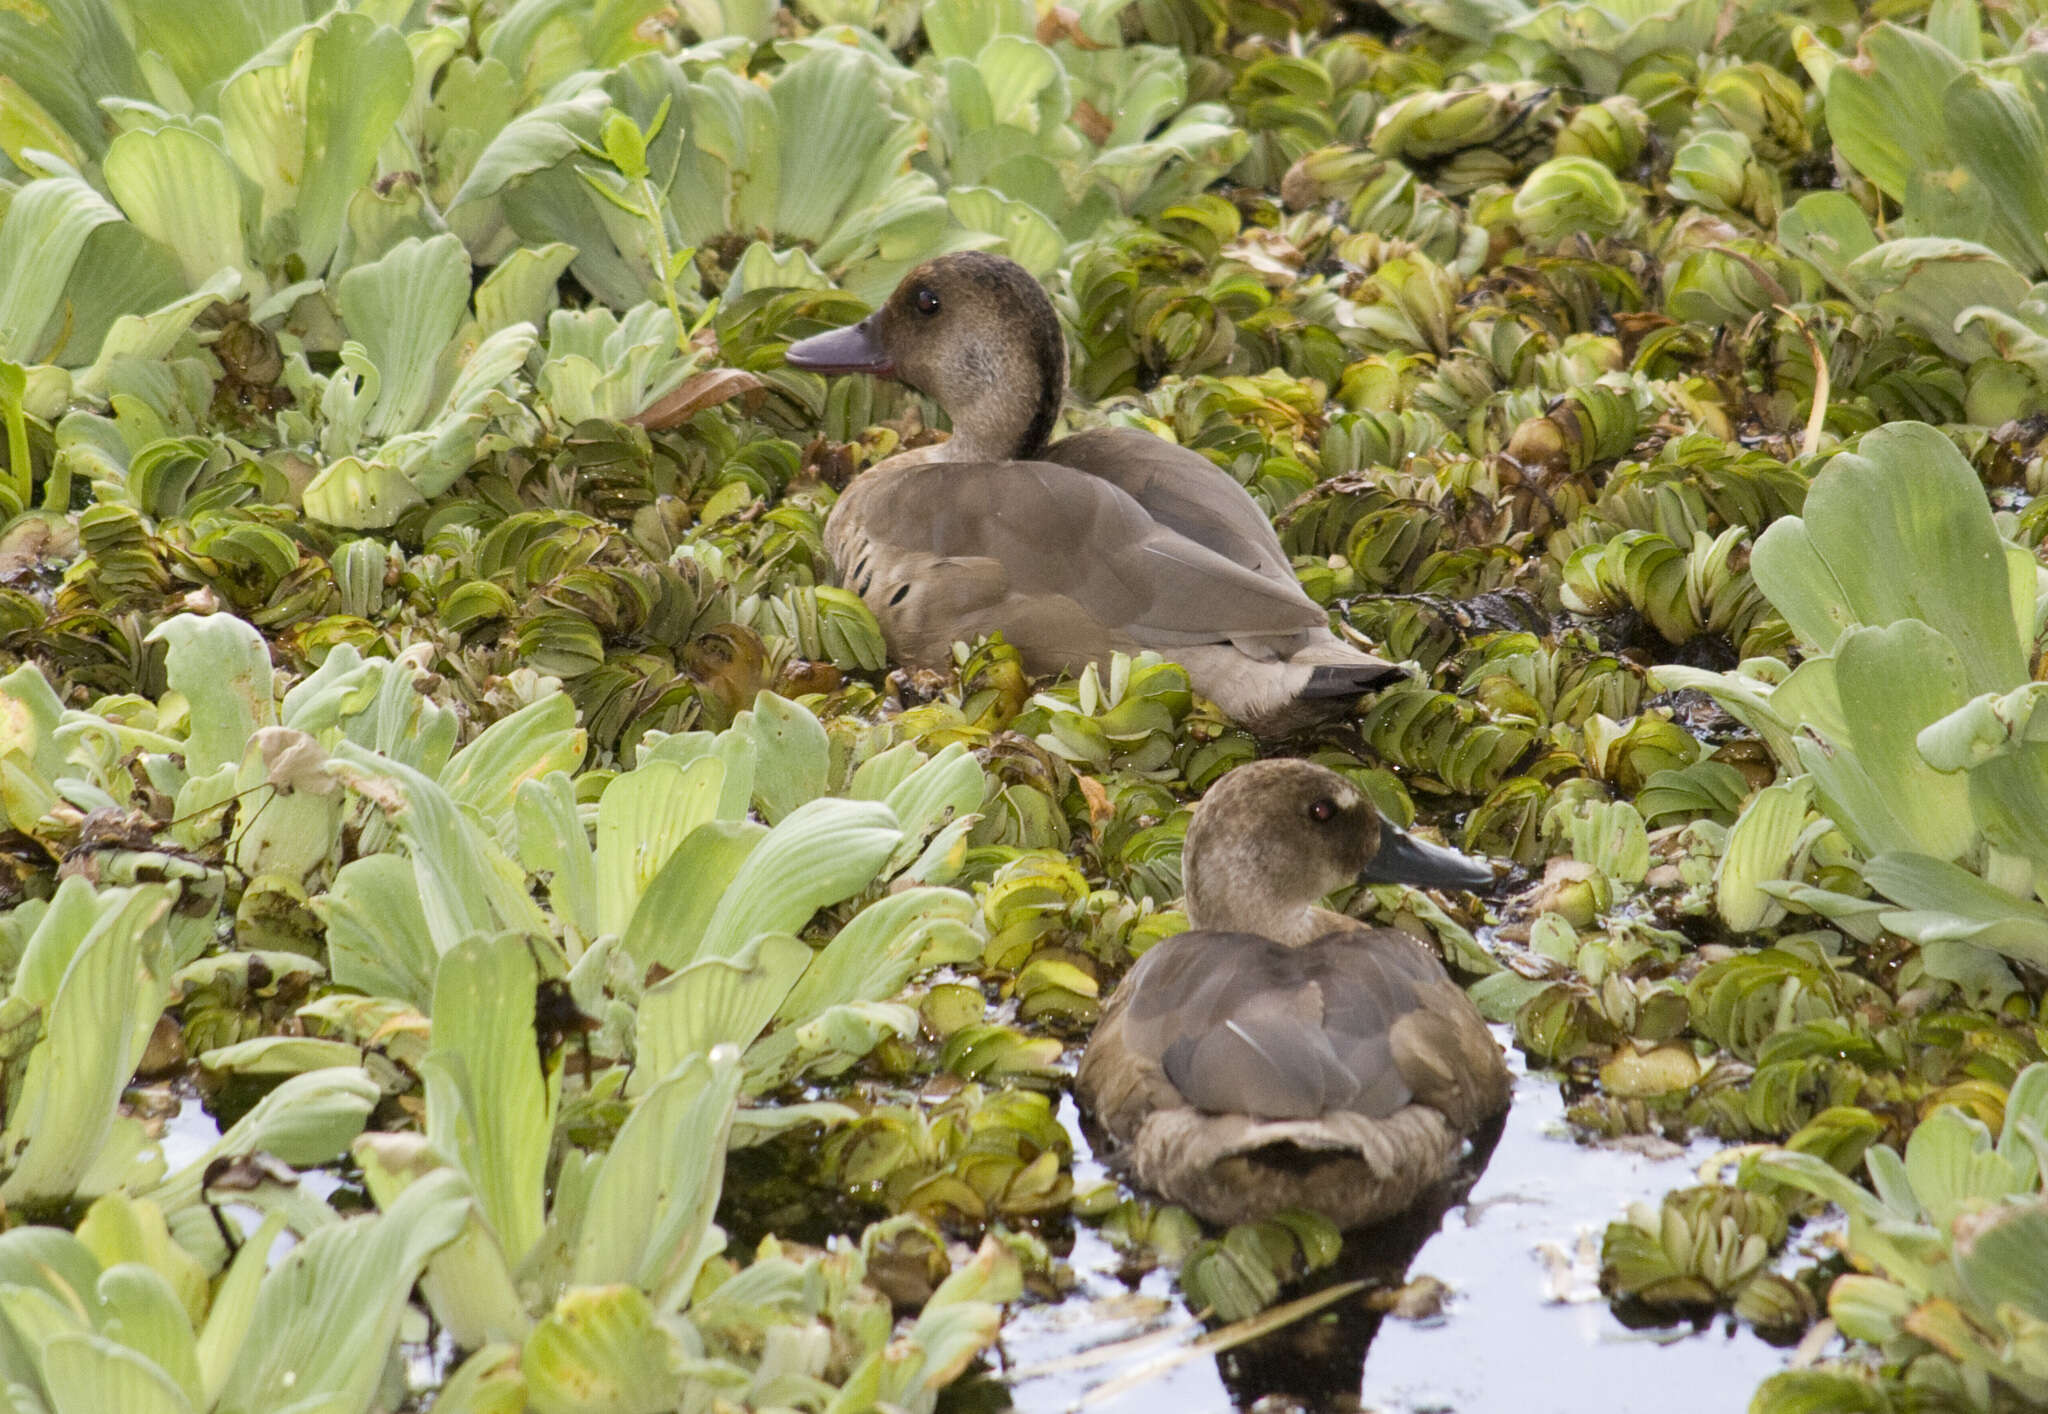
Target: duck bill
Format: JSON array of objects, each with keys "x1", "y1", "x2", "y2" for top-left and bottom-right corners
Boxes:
[
  {"x1": 784, "y1": 316, "x2": 894, "y2": 375},
  {"x1": 1359, "y1": 822, "x2": 1496, "y2": 892}
]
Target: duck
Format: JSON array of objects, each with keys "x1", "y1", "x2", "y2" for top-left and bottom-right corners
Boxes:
[
  {"x1": 782, "y1": 251, "x2": 1407, "y2": 735},
  {"x1": 1074, "y1": 758, "x2": 1511, "y2": 1229}
]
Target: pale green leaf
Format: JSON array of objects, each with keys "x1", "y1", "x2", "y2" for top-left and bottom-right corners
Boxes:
[
  {"x1": 146, "y1": 613, "x2": 277, "y2": 777},
  {"x1": 637, "y1": 931, "x2": 811, "y2": 1079},
  {"x1": 742, "y1": 691, "x2": 828, "y2": 824},
  {"x1": 597, "y1": 756, "x2": 726, "y2": 936},
  {"x1": 43, "y1": 1331, "x2": 195, "y2": 1414},
  {"x1": 620, "y1": 819, "x2": 765, "y2": 972},
  {"x1": 298, "y1": 13, "x2": 414, "y2": 278},
  {"x1": 425, "y1": 936, "x2": 554, "y2": 1268},
  {"x1": 573, "y1": 1049, "x2": 741, "y2": 1310},
  {"x1": 693, "y1": 798, "x2": 901, "y2": 961},
  {"x1": 212, "y1": 1170, "x2": 468, "y2": 1414},
  {"x1": 316, "y1": 853, "x2": 439, "y2": 1008},
  {"x1": 0, "y1": 177, "x2": 124, "y2": 363}
]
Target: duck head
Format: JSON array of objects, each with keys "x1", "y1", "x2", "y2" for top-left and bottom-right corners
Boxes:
[
  {"x1": 783, "y1": 251, "x2": 1068, "y2": 461},
  {"x1": 1182, "y1": 759, "x2": 1496, "y2": 947}
]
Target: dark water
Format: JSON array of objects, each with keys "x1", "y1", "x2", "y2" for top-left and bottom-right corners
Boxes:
[{"x1": 994, "y1": 1035, "x2": 1795, "y2": 1413}]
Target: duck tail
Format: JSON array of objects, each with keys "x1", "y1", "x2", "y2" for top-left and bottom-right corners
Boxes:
[{"x1": 1301, "y1": 661, "x2": 1407, "y2": 699}]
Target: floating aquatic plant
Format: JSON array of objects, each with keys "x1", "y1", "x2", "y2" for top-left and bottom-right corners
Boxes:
[{"x1": 4, "y1": 0, "x2": 2048, "y2": 1407}]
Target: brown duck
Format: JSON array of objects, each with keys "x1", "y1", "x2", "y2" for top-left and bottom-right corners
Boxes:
[
  {"x1": 783, "y1": 251, "x2": 1407, "y2": 735},
  {"x1": 1075, "y1": 759, "x2": 1511, "y2": 1229}
]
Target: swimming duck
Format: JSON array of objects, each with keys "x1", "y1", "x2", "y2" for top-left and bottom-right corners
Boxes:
[
  {"x1": 783, "y1": 251, "x2": 1407, "y2": 735},
  {"x1": 1074, "y1": 758, "x2": 1511, "y2": 1229}
]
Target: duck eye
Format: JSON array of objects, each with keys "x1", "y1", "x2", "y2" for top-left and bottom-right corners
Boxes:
[
  {"x1": 914, "y1": 287, "x2": 941, "y2": 317},
  {"x1": 1308, "y1": 798, "x2": 1337, "y2": 823}
]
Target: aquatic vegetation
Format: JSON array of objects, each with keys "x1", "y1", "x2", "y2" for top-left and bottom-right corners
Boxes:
[{"x1": 2, "y1": 0, "x2": 2048, "y2": 1407}]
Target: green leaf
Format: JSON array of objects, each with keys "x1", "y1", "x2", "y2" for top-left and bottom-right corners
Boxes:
[
  {"x1": 775, "y1": 887, "x2": 979, "y2": 1023},
  {"x1": 451, "y1": 92, "x2": 611, "y2": 208},
  {"x1": 524, "y1": 1286, "x2": 686, "y2": 1414},
  {"x1": 144, "y1": 1070, "x2": 380, "y2": 1216},
  {"x1": 693, "y1": 798, "x2": 902, "y2": 961},
  {"x1": 329, "y1": 742, "x2": 551, "y2": 954},
  {"x1": 1947, "y1": 70, "x2": 2048, "y2": 278},
  {"x1": 1777, "y1": 192, "x2": 1877, "y2": 301},
  {"x1": 1752, "y1": 422, "x2": 2027, "y2": 694},
  {"x1": 619, "y1": 819, "x2": 766, "y2": 972},
  {"x1": 596, "y1": 756, "x2": 726, "y2": 936},
  {"x1": 316, "y1": 853, "x2": 439, "y2": 1008},
  {"x1": 335, "y1": 234, "x2": 472, "y2": 442},
  {"x1": 0, "y1": 177, "x2": 124, "y2": 363},
  {"x1": 43, "y1": 1331, "x2": 195, "y2": 1414},
  {"x1": 212, "y1": 1169, "x2": 468, "y2": 1414},
  {"x1": 1716, "y1": 780, "x2": 1811, "y2": 933},
  {"x1": 1825, "y1": 23, "x2": 1963, "y2": 201},
  {"x1": 0, "y1": 882, "x2": 173, "y2": 1207},
  {"x1": 1784, "y1": 623, "x2": 1975, "y2": 860},
  {"x1": 441, "y1": 692, "x2": 586, "y2": 836},
  {"x1": 741, "y1": 691, "x2": 828, "y2": 824},
  {"x1": 102, "y1": 126, "x2": 252, "y2": 296},
  {"x1": 1902, "y1": 1106, "x2": 2020, "y2": 1232},
  {"x1": 515, "y1": 773, "x2": 600, "y2": 942},
  {"x1": 194, "y1": 1212, "x2": 284, "y2": 1408},
  {"x1": 946, "y1": 186, "x2": 1063, "y2": 278},
  {"x1": 426, "y1": 936, "x2": 555, "y2": 1269},
  {"x1": 637, "y1": 931, "x2": 811, "y2": 1078},
  {"x1": 147, "y1": 612, "x2": 277, "y2": 778},
  {"x1": 475, "y1": 242, "x2": 577, "y2": 337},
  {"x1": 573, "y1": 1049, "x2": 741, "y2": 1311},
  {"x1": 1845, "y1": 239, "x2": 2032, "y2": 364},
  {"x1": 94, "y1": 1263, "x2": 203, "y2": 1409},
  {"x1": 297, "y1": 13, "x2": 414, "y2": 278},
  {"x1": 1863, "y1": 852, "x2": 2048, "y2": 971}
]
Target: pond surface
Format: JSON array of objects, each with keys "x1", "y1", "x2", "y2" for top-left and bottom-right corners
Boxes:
[{"x1": 993, "y1": 1033, "x2": 1796, "y2": 1413}]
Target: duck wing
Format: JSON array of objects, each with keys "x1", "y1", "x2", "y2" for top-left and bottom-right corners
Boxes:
[
  {"x1": 1043, "y1": 428, "x2": 1295, "y2": 584},
  {"x1": 833, "y1": 459, "x2": 1330, "y2": 653},
  {"x1": 1108, "y1": 929, "x2": 1506, "y2": 1128}
]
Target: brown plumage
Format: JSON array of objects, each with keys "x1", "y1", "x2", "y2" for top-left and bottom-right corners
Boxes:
[
  {"x1": 783, "y1": 252, "x2": 1407, "y2": 735},
  {"x1": 1075, "y1": 759, "x2": 1511, "y2": 1229}
]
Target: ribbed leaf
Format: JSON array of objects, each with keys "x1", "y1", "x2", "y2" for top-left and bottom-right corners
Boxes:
[
  {"x1": 316, "y1": 853, "x2": 439, "y2": 1007},
  {"x1": 0, "y1": 177, "x2": 124, "y2": 363},
  {"x1": 297, "y1": 13, "x2": 414, "y2": 277},
  {"x1": 212, "y1": 1170, "x2": 468, "y2": 1414},
  {"x1": 637, "y1": 931, "x2": 810, "y2": 1079},
  {"x1": 572, "y1": 1049, "x2": 740, "y2": 1311},
  {"x1": 94, "y1": 1264, "x2": 203, "y2": 1410},
  {"x1": 0, "y1": 882, "x2": 173, "y2": 1207},
  {"x1": 102, "y1": 127, "x2": 251, "y2": 294},
  {"x1": 43, "y1": 1332, "x2": 194, "y2": 1414},
  {"x1": 620, "y1": 819, "x2": 765, "y2": 971},
  {"x1": 146, "y1": 612, "x2": 277, "y2": 778},
  {"x1": 144, "y1": 1070, "x2": 379, "y2": 1215},
  {"x1": 425, "y1": 935, "x2": 554, "y2": 1268},
  {"x1": 693, "y1": 798, "x2": 902, "y2": 962},
  {"x1": 1753, "y1": 421, "x2": 2027, "y2": 694},
  {"x1": 596, "y1": 756, "x2": 725, "y2": 936},
  {"x1": 1824, "y1": 22, "x2": 1963, "y2": 200},
  {"x1": 775, "y1": 887, "x2": 979, "y2": 1023},
  {"x1": 335, "y1": 233, "x2": 471, "y2": 441}
]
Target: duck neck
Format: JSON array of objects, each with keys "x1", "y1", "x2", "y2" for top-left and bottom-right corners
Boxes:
[
  {"x1": 931, "y1": 332, "x2": 1066, "y2": 462},
  {"x1": 1185, "y1": 882, "x2": 1326, "y2": 948}
]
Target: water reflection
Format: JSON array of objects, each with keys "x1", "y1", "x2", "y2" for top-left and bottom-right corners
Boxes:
[{"x1": 1209, "y1": 1115, "x2": 1502, "y2": 1411}]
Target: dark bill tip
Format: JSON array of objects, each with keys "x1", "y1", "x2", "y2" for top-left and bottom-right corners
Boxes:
[
  {"x1": 1359, "y1": 820, "x2": 1497, "y2": 892},
  {"x1": 783, "y1": 317, "x2": 893, "y2": 375}
]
